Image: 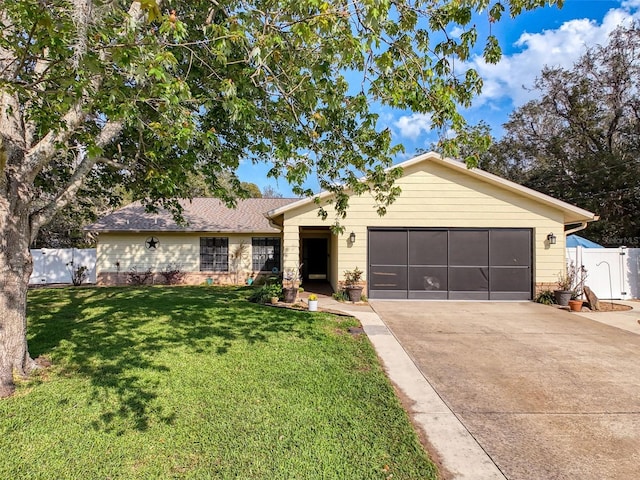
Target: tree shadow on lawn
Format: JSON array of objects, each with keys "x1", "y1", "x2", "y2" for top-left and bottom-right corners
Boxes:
[{"x1": 27, "y1": 286, "x2": 319, "y2": 433}]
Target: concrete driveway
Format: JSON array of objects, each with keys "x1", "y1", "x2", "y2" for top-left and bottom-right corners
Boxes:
[{"x1": 370, "y1": 301, "x2": 640, "y2": 480}]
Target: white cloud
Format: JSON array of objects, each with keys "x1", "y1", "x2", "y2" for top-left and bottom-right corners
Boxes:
[
  {"x1": 394, "y1": 113, "x2": 432, "y2": 139},
  {"x1": 469, "y1": 5, "x2": 640, "y2": 108},
  {"x1": 449, "y1": 26, "x2": 464, "y2": 38}
]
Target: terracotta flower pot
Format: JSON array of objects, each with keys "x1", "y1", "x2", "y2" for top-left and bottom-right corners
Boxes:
[{"x1": 568, "y1": 299, "x2": 583, "y2": 312}]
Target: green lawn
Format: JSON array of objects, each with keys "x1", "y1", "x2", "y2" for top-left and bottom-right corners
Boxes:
[{"x1": 0, "y1": 286, "x2": 438, "y2": 479}]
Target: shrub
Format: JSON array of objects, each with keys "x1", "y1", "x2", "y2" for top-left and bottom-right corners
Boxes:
[
  {"x1": 67, "y1": 264, "x2": 89, "y2": 286},
  {"x1": 248, "y1": 283, "x2": 283, "y2": 304},
  {"x1": 127, "y1": 266, "x2": 154, "y2": 285},
  {"x1": 535, "y1": 289, "x2": 556, "y2": 305},
  {"x1": 332, "y1": 290, "x2": 349, "y2": 302},
  {"x1": 159, "y1": 263, "x2": 185, "y2": 285}
]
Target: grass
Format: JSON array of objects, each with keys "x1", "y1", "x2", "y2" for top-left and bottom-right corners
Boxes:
[{"x1": 0, "y1": 286, "x2": 438, "y2": 479}]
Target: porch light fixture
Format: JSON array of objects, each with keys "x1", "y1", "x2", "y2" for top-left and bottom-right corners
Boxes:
[
  {"x1": 547, "y1": 233, "x2": 557, "y2": 245},
  {"x1": 349, "y1": 231, "x2": 356, "y2": 244}
]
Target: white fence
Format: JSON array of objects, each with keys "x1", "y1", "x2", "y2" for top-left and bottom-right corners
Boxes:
[
  {"x1": 29, "y1": 248, "x2": 96, "y2": 285},
  {"x1": 567, "y1": 246, "x2": 640, "y2": 299}
]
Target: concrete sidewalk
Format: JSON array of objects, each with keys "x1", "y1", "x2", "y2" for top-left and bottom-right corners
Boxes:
[
  {"x1": 574, "y1": 300, "x2": 640, "y2": 334},
  {"x1": 304, "y1": 294, "x2": 505, "y2": 480}
]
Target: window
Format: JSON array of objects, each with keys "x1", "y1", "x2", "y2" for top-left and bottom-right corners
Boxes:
[
  {"x1": 252, "y1": 237, "x2": 281, "y2": 272},
  {"x1": 200, "y1": 237, "x2": 229, "y2": 271}
]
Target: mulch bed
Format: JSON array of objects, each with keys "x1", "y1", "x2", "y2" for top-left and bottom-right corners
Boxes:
[{"x1": 589, "y1": 302, "x2": 633, "y2": 312}]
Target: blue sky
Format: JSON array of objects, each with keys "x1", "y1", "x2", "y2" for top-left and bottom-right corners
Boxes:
[{"x1": 239, "y1": 0, "x2": 640, "y2": 197}]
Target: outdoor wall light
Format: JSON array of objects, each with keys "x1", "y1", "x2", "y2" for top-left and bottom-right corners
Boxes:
[
  {"x1": 349, "y1": 231, "x2": 356, "y2": 243},
  {"x1": 547, "y1": 233, "x2": 557, "y2": 245}
]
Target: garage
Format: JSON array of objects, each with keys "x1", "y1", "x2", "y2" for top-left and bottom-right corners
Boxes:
[{"x1": 368, "y1": 228, "x2": 532, "y2": 300}]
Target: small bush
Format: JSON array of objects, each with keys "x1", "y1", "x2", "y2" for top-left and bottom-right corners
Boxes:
[
  {"x1": 248, "y1": 283, "x2": 283, "y2": 304},
  {"x1": 127, "y1": 266, "x2": 154, "y2": 285},
  {"x1": 535, "y1": 289, "x2": 556, "y2": 305},
  {"x1": 68, "y1": 264, "x2": 89, "y2": 286},
  {"x1": 332, "y1": 290, "x2": 349, "y2": 302},
  {"x1": 159, "y1": 263, "x2": 185, "y2": 285}
]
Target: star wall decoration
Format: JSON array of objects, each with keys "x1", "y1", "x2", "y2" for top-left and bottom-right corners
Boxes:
[{"x1": 146, "y1": 237, "x2": 159, "y2": 249}]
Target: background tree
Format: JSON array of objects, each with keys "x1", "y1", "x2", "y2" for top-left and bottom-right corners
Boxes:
[
  {"x1": 262, "y1": 185, "x2": 284, "y2": 198},
  {"x1": 0, "y1": 0, "x2": 561, "y2": 397},
  {"x1": 479, "y1": 24, "x2": 640, "y2": 245},
  {"x1": 32, "y1": 203, "x2": 98, "y2": 248},
  {"x1": 240, "y1": 182, "x2": 262, "y2": 198}
]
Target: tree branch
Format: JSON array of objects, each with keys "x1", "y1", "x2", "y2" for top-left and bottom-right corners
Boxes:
[{"x1": 29, "y1": 119, "x2": 123, "y2": 236}]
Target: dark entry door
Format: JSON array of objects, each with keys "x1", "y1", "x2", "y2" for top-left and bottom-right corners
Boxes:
[
  {"x1": 368, "y1": 228, "x2": 532, "y2": 300},
  {"x1": 302, "y1": 238, "x2": 328, "y2": 280}
]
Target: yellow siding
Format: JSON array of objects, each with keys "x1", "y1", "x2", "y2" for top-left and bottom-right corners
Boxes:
[
  {"x1": 283, "y1": 162, "x2": 567, "y2": 284},
  {"x1": 97, "y1": 233, "x2": 268, "y2": 282}
]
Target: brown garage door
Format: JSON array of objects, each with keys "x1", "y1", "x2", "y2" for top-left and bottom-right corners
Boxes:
[{"x1": 368, "y1": 228, "x2": 532, "y2": 300}]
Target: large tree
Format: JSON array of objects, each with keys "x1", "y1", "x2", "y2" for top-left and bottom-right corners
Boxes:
[
  {"x1": 0, "y1": 0, "x2": 560, "y2": 397},
  {"x1": 479, "y1": 23, "x2": 640, "y2": 245}
]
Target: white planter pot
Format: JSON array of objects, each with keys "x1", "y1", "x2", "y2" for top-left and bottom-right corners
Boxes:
[{"x1": 308, "y1": 300, "x2": 318, "y2": 312}]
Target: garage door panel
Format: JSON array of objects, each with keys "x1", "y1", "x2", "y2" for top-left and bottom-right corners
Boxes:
[
  {"x1": 449, "y1": 230, "x2": 489, "y2": 266},
  {"x1": 409, "y1": 266, "x2": 448, "y2": 292},
  {"x1": 490, "y1": 291, "x2": 533, "y2": 300},
  {"x1": 409, "y1": 231, "x2": 447, "y2": 265},
  {"x1": 490, "y1": 230, "x2": 531, "y2": 266},
  {"x1": 369, "y1": 230, "x2": 407, "y2": 265},
  {"x1": 369, "y1": 266, "x2": 408, "y2": 291},
  {"x1": 449, "y1": 266, "x2": 489, "y2": 292},
  {"x1": 409, "y1": 290, "x2": 449, "y2": 299},
  {"x1": 449, "y1": 291, "x2": 490, "y2": 300},
  {"x1": 490, "y1": 267, "x2": 531, "y2": 292}
]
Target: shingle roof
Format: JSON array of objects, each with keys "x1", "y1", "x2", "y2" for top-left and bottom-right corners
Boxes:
[{"x1": 86, "y1": 198, "x2": 297, "y2": 233}]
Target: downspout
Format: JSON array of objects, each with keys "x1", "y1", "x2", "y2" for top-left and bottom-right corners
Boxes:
[{"x1": 267, "y1": 217, "x2": 283, "y2": 232}]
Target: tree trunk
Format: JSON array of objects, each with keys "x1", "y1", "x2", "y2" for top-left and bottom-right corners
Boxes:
[{"x1": 0, "y1": 205, "x2": 36, "y2": 398}]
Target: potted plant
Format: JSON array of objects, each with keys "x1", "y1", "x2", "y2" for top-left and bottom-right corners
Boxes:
[
  {"x1": 554, "y1": 262, "x2": 587, "y2": 307},
  {"x1": 307, "y1": 294, "x2": 318, "y2": 312},
  {"x1": 569, "y1": 265, "x2": 588, "y2": 311},
  {"x1": 554, "y1": 271, "x2": 573, "y2": 306},
  {"x1": 282, "y1": 264, "x2": 303, "y2": 303},
  {"x1": 343, "y1": 267, "x2": 364, "y2": 302}
]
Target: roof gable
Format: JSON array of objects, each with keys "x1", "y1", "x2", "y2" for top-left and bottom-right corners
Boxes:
[
  {"x1": 86, "y1": 197, "x2": 297, "y2": 233},
  {"x1": 266, "y1": 151, "x2": 596, "y2": 225}
]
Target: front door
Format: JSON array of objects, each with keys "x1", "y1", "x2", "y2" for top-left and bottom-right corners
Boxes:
[{"x1": 302, "y1": 238, "x2": 328, "y2": 280}]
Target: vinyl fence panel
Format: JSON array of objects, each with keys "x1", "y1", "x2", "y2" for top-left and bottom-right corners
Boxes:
[
  {"x1": 567, "y1": 246, "x2": 638, "y2": 299},
  {"x1": 29, "y1": 248, "x2": 96, "y2": 285}
]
